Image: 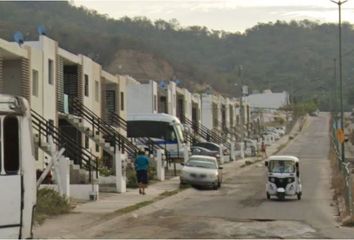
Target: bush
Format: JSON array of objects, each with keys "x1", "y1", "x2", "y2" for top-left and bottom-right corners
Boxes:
[
  {"x1": 98, "y1": 165, "x2": 114, "y2": 177},
  {"x1": 125, "y1": 164, "x2": 157, "y2": 188},
  {"x1": 34, "y1": 188, "x2": 71, "y2": 224},
  {"x1": 126, "y1": 166, "x2": 138, "y2": 188}
]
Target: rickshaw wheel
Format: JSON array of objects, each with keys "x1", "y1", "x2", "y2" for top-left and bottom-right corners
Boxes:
[
  {"x1": 297, "y1": 192, "x2": 302, "y2": 200},
  {"x1": 277, "y1": 193, "x2": 285, "y2": 200},
  {"x1": 266, "y1": 192, "x2": 270, "y2": 200}
]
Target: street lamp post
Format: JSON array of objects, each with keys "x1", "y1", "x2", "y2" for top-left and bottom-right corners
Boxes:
[
  {"x1": 238, "y1": 65, "x2": 244, "y2": 144},
  {"x1": 331, "y1": 0, "x2": 353, "y2": 218},
  {"x1": 331, "y1": 0, "x2": 347, "y2": 163},
  {"x1": 333, "y1": 58, "x2": 338, "y2": 128}
]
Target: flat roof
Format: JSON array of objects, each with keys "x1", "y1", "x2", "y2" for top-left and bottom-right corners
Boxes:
[
  {"x1": 0, "y1": 39, "x2": 28, "y2": 60},
  {"x1": 127, "y1": 113, "x2": 181, "y2": 123},
  {"x1": 267, "y1": 155, "x2": 299, "y2": 162}
]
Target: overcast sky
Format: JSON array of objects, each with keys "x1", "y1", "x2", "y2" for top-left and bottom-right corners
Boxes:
[{"x1": 73, "y1": 0, "x2": 354, "y2": 32}]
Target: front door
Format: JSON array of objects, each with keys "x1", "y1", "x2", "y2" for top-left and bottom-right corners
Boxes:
[
  {"x1": 0, "y1": 116, "x2": 22, "y2": 238},
  {"x1": 0, "y1": 175, "x2": 22, "y2": 238}
]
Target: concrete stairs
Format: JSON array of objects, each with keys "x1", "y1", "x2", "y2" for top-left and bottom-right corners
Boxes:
[
  {"x1": 34, "y1": 134, "x2": 96, "y2": 184},
  {"x1": 61, "y1": 113, "x2": 115, "y2": 156}
]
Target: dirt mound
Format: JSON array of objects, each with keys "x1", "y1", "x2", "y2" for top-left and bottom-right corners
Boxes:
[{"x1": 106, "y1": 49, "x2": 174, "y2": 82}]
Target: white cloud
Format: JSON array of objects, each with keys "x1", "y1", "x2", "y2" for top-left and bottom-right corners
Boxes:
[{"x1": 73, "y1": 0, "x2": 354, "y2": 32}]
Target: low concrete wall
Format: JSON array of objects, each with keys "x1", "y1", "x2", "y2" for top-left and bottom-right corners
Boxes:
[
  {"x1": 40, "y1": 184, "x2": 99, "y2": 200},
  {"x1": 99, "y1": 175, "x2": 116, "y2": 184}
]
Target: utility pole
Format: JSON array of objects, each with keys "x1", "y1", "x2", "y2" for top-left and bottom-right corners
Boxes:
[
  {"x1": 331, "y1": 0, "x2": 352, "y2": 217},
  {"x1": 330, "y1": 0, "x2": 347, "y2": 163},
  {"x1": 238, "y1": 65, "x2": 244, "y2": 144},
  {"x1": 333, "y1": 58, "x2": 338, "y2": 128}
]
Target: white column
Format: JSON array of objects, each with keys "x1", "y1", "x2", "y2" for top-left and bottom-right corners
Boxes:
[
  {"x1": 48, "y1": 135, "x2": 63, "y2": 196},
  {"x1": 231, "y1": 142, "x2": 236, "y2": 161},
  {"x1": 240, "y1": 142, "x2": 245, "y2": 159},
  {"x1": 58, "y1": 156, "x2": 70, "y2": 198},
  {"x1": 184, "y1": 142, "x2": 190, "y2": 163},
  {"x1": 156, "y1": 149, "x2": 165, "y2": 181},
  {"x1": 115, "y1": 148, "x2": 126, "y2": 193}
]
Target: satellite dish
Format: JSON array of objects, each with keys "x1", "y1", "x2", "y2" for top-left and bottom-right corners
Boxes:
[
  {"x1": 37, "y1": 25, "x2": 47, "y2": 36},
  {"x1": 159, "y1": 80, "x2": 167, "y2": 89},
  {"x1": 13, "y1": 31, "x2": 24, "y2": 46},
  {"x1": 174, "y1": 79, "x2": 181, "y2": 86}
]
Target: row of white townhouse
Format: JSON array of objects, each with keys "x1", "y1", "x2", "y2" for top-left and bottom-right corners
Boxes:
[
  {"x1": 125, "y1": 77, "x2": 252, "y2": 135},
  {"x1": 0, "y1": 35, "x2": 257, "y2": 179}
]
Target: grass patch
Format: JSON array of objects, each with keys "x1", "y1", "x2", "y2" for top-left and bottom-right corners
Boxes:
[
  {"x1": 34, "y1": 188, "x2": 71, "y2": 225},
  {"x1": 329, "y1": 143, "x2": 354, "y2": 225},
  {"x1": 114, "y1": 200, "x2": 154, "y2": 215},
  {"x1": 245, "y1": 160, "x2": 253, "y2": 165},
  {"x1": 110, "y1": 189, "x2": 182, "y2": 218},
  {"x1": 158, "y1": 189, "x2": 180, "y2": 198}
]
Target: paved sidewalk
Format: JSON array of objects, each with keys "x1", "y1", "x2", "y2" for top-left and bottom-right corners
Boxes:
[{"x1": 34, "y1": 119, "x2": 304, "y2": 238}]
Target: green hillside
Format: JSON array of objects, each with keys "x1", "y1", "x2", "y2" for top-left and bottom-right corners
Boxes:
[{"x1": 1, "y1": 1, "x2": 354, "y2": 110}]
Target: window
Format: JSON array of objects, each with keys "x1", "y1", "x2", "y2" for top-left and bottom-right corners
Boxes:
[
  {"x1": 95, "y1": 81, "x2": 99, "y2": 102},
  {"x1": 127, "y1": 121, "x2": 178, "y2": 142},
  {"x1": 4, "y1": 116, "x2": 19, "y2": 174},
  {"x1": 48, "y1": 59, "x2": 54, "y2": 85},
  {"x1": 84, "y1": 74, "x2": 89, "y2": 97},
  {"x1": 106, "y1": 90, "x2": 116, "y2": 114},
  {"x1": 85, "y1": 135, "x2": 89, "y2": 149},
  {"x1": 32, "y1": 69, "x2": 39, "y2": 96},
  {"x1": 120, "y1": 92, "x2": 124, "y2": 111},
  {"x1": 154, "y1": 95, "x2": 157, "y2": 111}
]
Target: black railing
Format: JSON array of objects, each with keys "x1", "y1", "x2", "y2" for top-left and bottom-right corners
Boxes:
[
  {"x1": 70, "y1": 98, "x2": 140, "y2": 158},
  {"x1": 182, "y1": 115, "x2": 224, "y2": 144},
  {"x1": 109, "y1": 111, "x2": 127, "y2": 131},
  {"x1": 31, "y1": 109, "x2": 98, "y2": 182}
]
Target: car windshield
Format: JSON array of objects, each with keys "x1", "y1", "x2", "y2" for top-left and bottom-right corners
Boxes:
[
  {"x1": 268, "y1": 160, "x2": 295, "y2": 173},
  {"x1": 186, "y1": 159, "x2": 217, "y2": 169}
]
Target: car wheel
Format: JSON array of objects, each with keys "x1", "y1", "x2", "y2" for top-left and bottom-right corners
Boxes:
[
  {"x1": 213, "y1": 183, "x2": 218, "y2": 190},
  {"x1": 297, "y1": 192, "x2": 302, "y2": 200},
  {"x1": 217, "y1": 180, "x2": 221, "y2": 188}
]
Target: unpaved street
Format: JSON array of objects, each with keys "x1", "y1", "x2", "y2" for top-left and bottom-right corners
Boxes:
[{"x1": 50, "y1": 114, "x2": 354, "y2": 238}]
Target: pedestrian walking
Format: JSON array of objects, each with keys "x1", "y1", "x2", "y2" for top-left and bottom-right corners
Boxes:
[
  {"x1": 134, "y1": 149, "x2": 150, "y2": 195},
  {"x1": 261, "y1": 141, "x2": 267, "y2": 159}
]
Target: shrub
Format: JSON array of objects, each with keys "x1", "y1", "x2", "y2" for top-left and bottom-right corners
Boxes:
[{"x1": 34, "y1": 188, "x2": 71, "y2": 224}]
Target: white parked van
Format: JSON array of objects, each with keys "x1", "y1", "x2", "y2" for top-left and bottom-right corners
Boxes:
[
  {"x1": 0, "y1": 95, "x2": 36, "y2": 238},
  {"x1": 127, "y1": 113, "x2": 187, "y2": 160}
]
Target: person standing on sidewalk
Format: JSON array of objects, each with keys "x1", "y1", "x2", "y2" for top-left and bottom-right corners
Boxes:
[{"x1": 134, "y1": 149, "x2": 150, "y2": 195}]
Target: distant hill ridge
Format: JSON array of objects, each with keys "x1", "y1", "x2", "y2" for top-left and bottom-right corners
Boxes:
[{"x1": 1, "y1": 1, "x2": 354, "y2": 109}]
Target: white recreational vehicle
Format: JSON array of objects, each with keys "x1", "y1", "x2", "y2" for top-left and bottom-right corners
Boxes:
[
  {"x1": 0, "y1": 95, "x2": 36, "y2": 239},
  {"x1": 127, "y1": 113, "x2": 187, "y2": 159}
]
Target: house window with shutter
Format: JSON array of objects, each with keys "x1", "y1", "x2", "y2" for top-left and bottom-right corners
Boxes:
[
  {"x1": 32, "y1": 69, "x2": 39, "y2": 97},
  {"x1": 84, "y1": 74, "x2": 89, "y2": 97},
  {"x1": 95, "y1": 81, "x2": 99, "y2": 102},
  {"x1": 120, "y1": 92, "x2": 124, "y2": 111},
  {"x1": 48, "y1": 59, "x2": 54, "y2": 85}
]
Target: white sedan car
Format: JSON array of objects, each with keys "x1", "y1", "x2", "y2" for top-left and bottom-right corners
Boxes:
[{"x1": 180, "y1": 155, "x2": 223, "y2": 189}]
